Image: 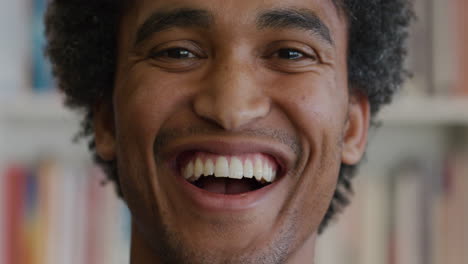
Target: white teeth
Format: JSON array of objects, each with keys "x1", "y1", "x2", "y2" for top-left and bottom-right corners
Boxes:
[
  {"x1": 230, "y1": 157, "x2": 243, "y2": 179},
  {"x1": 194, "y1": 158, "x2": 203, "y2": 178},
  {"x1": 263, "y1": 163, "x2": 271, "y2": 182},
  {"x1": 271, "y1": 170, "x2": 277, "y2": 182},
  {"x1": 244, "y1": 160, "x2": 254, "y2": 178},
  {"x1": 182, "y1": 155, "x2": 278, "y2": 183},
  {"x1": 204, "y1": 159, "x2": 214, "y2": 176},
  {"x1": 184, "y1": 161, "x2": 194, "y2": 180},
  {"x1": 215, "y1": 157, "x2": 229, "y2": 178},
  {"x1": 267, "y1": 166, "x2": 273, "y2": 182},
  {"x1": 254, "y1": 158, "x2": 263, "y2": 181}
]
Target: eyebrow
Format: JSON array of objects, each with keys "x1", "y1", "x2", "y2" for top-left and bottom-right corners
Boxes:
[
  {"x1": 256, "y1": 8, "x2": 334, "y2": 46},
  {"x1": 134, "y1": 8, "x2": 213, "y2": 47},
  {"x1": 134, "y1": 7, "x2": 334, "y2": 48}
]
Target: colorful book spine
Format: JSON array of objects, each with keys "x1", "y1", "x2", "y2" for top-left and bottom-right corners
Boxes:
[
  {"x1": 23, "y1": 169, "x2": 40, "y2": 264},
  {"x1": 393, "y1": 162, "x2": 425, "y2": 264},
  {"x1": 32, "y1": 0, "x2": 54, "y2": 92},
  {"x1": 0, "y1": 168, "x2": 5, "y2": 264},
  {"x1": 3, "y1": 165, "x2": 27, "y2": 264},
  {"x1": 0, "y1": 160, "x2": 131, "y2": 264},
  {"x1": 455, "y1": 0, "x2": 468, "y2": 95}
]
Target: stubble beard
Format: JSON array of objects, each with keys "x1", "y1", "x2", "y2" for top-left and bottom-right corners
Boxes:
[
  {"x1": 140, "y1": 127, "x2": 320, "y2": 264},
  {"x1": 142, "y1": 209, "x2": 301, "y2": 264}
]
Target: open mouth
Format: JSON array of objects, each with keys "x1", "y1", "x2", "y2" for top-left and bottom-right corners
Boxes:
[{"x1": 177, "y1": 151, "x2": 281, "y2": 195}]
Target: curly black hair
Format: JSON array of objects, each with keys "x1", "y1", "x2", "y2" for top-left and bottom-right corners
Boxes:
[{"x1": 45, "y1": 0, "x2": 413, "y2": 233}]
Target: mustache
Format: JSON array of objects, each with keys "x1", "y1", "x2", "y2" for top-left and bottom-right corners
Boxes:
[{"x1": 153, "y1": 127, "x2": 302, "y2": 156}]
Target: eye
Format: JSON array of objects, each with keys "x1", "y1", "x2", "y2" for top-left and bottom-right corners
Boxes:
[
  {"x1": 276, "y1": 49, "x2": 305, "y2": 60},
  {"x1": 274, "y1": 48, "x2": 317, "y2": 61},
  {"x1": 151, "y1": 48, "x2": 197, "y2": 59},
  {"x1": 262, "y1": 43, "x2": 322, "y2": 73}
]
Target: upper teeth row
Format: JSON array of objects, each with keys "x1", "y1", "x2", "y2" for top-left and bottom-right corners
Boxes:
[{"x1": 183, "y1": 156, "x2": 277, "y2": 183}]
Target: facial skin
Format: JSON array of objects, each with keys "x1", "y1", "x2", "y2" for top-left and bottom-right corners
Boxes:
[{"x1": 94, "y1": 0, "x2": 370, "y2": 263}]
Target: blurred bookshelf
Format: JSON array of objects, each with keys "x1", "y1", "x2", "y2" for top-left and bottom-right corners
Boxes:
[
  {"x1": 0, "y1": 1, "x2": 130, "y2": 264},
  {"x1": 0, "y1": 94, "x2": 76, "y2": 123},
  {"x1": 0, "y1": 0, "x2": 467, "y2": 264},
  {"x1": 317, "y1": 1, "x2": 468, "y2": 264},
  {"x1": 380, "y1": 95, "x2": 468, "y2": 126}
]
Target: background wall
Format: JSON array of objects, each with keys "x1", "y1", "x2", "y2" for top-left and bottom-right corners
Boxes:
[{"x1": 0, "y1": 0, "x2": 467, "y2": 263}]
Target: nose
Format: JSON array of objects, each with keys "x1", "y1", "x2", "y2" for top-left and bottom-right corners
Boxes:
[{"x1": 194, "y1": 61, "x2": 270, "y2": 130}]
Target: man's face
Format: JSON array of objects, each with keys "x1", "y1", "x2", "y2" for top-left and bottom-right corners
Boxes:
[{"x1": 95, "y1": 0, "x2": 369, "y2": 263}]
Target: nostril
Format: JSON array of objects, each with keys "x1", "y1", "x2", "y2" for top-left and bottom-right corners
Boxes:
[
  {"x1": 193, "y1": 93, "x2": 271, "y2": 131},
  {"x1": 193, "y1": 93, "x2": 227, "y2": 127}
]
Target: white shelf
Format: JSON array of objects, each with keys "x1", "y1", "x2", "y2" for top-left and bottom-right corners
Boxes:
[
  {"x1": 0, "y1": 94, "x2": 79, "y2": 124},
  {"x1": 0, "y1": 94, "x2": 88, "y2": 162},
  {"x1": 379, "y1": 96, "x2": 468, "y2": 126},
  {"x1": 0, "y1": 95, "x2": 467, "y2": 126}
]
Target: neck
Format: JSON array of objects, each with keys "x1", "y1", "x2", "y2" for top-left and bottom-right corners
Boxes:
[{"x1": 130, "y1": 222, "x2": 162, "y2": 264}]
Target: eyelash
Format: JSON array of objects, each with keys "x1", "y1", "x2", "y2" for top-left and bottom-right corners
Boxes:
[
  {"x1": 270, "y1": 48, "x2": 318, "y2": 61},
  {"x1": 149, "y1": 47, "x2": 317, "y2": 61},
  {"x1": 149, "y1": 47, "x2": 198, "y2": 60}
]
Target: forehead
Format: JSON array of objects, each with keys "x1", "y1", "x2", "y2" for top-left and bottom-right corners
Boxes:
[
  {"x1": 133, "y1": 0, "x2": 340, "y2": 16},
  {"x1": 124, "y1": 0, "x2": 346, "y2": 41}
]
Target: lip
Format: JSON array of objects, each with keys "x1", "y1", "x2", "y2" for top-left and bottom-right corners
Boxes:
[
  {"x1": 175, "y1": 170, "x2": 285, "y2": 211},
  {"x1": 163, "y1": 137, "x2": 295, "y2": 172},
  {"x1": 160, "y1": 137, "x2": 296, "y2": 211}
]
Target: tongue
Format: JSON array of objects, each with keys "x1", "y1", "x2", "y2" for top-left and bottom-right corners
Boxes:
[
  {"x1": 200, "y1": 177, "x2": 227, "y2": 194},
  {"x1": 196, "y1": 177, "x2": 254, "y2": 195}
]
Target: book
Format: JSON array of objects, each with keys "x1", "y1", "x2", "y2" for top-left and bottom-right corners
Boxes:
[
  {"x1": 0, "y1": 167, "x2": 5, "y2": 264},
  {"x1": 0, "y1": 160, "x2": 132, "y2": 264},
  {"x1": 431, "y1": 0, "x2": 457, "y2": 95},
  {"x1": 68, "y1": 165, "x2": 90, "y2": 264},
  {"x1": 390, "y1": 161, "x2": 425, "y2": 264},
  {"x1": 454, "y1": 0, "x2": 468, "y2": 95},
  {"x1": 84, "y1": 166, "x2": 131, "y2": 264},
  {"x1": 31, "y1": 0, "x2": 54, "y2": 92},
  {"x1": 316, "y1": 171, "x2": 392, "y2": 264},
  {"x1": 3, "y1": 165, "x2": 28, "y2": 264},
  {"x1": 359, "y1": 172, "x2": 391, "y2": 264},
  {"x1": 405, "y1": 0, "x2": 434, "y2": 96},
  {"x1": 22, "y1": 168, "x2": 40, "y2": 264},
  {"x1": 0, "y1": 0, "x2": 29, "y2": 98},
  {"x1": 40, "y1": 159, "x2": 62, "y2": 264}
]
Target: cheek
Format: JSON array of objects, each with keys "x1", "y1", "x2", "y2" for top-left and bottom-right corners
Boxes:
[
  {"x1": 112, "y1": 67, "x2": 193, "y2": 220},
  {"x1": 268, "y1": 72, "x2": 348, "y2": 181},
  {"x1": 113, "y1": 65, "x2": 198, "y2": 150},
  {"x1": 269, "y1": 73, "x2": 346, "y2": 231},
  {"x1": 269, "y1": 72, "x2": 348, "y2": 141}
]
